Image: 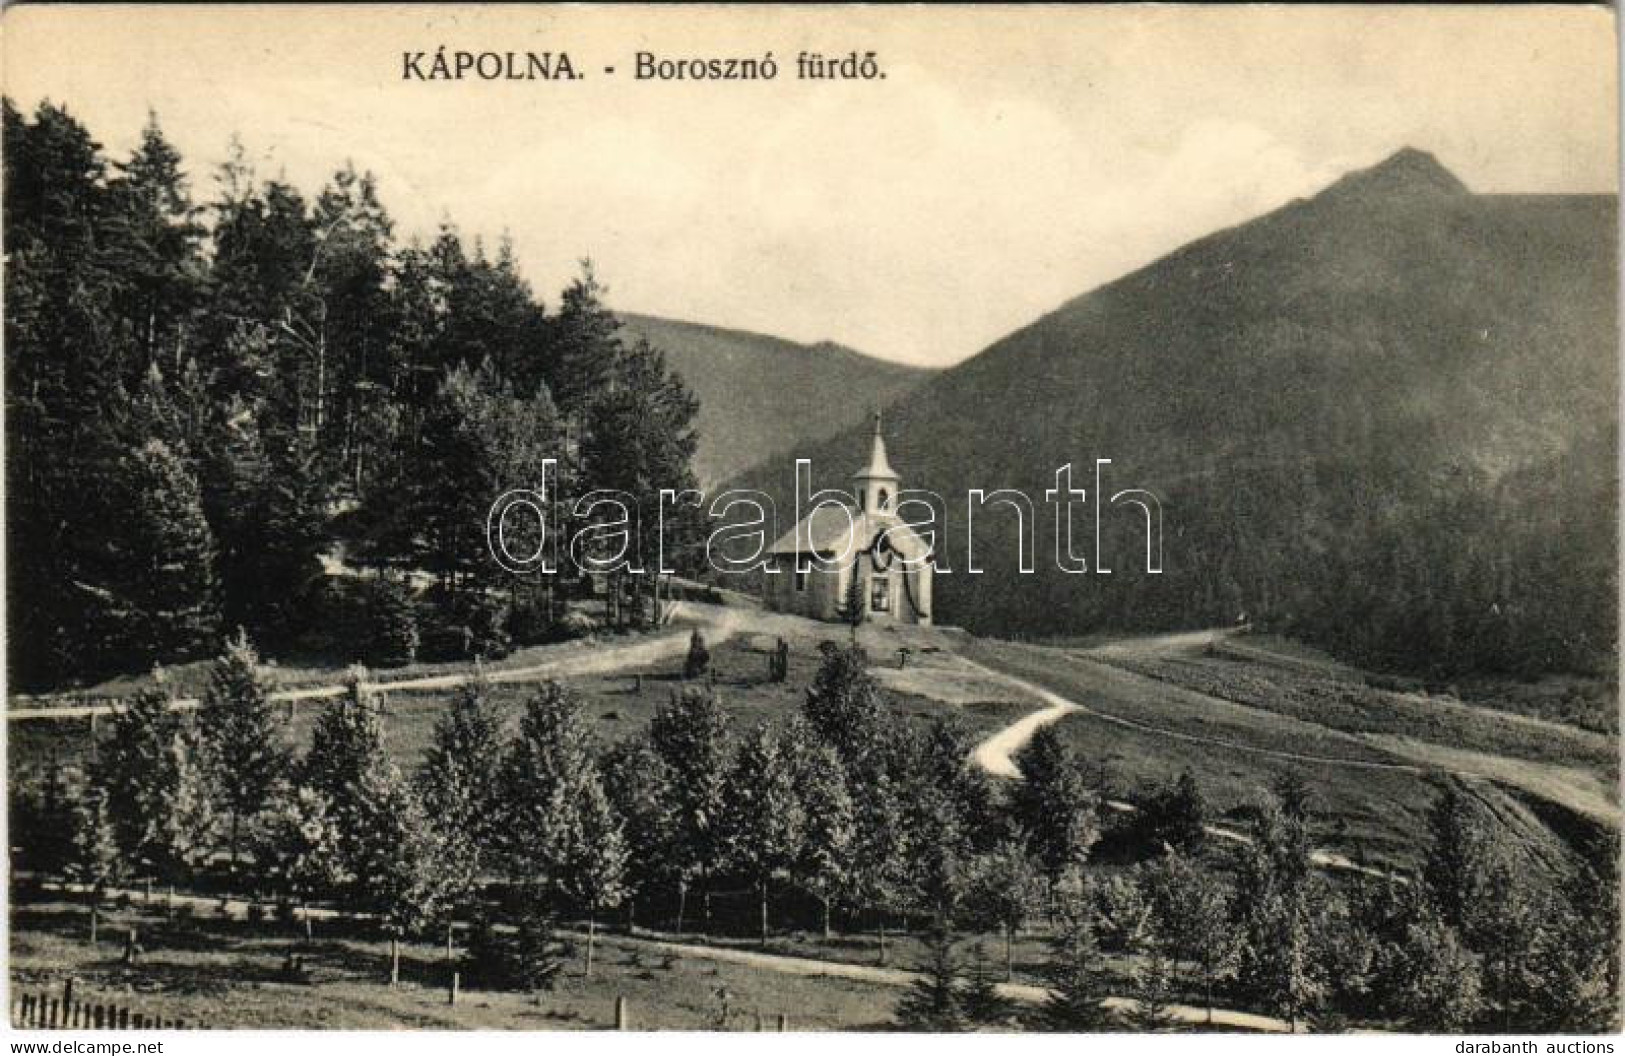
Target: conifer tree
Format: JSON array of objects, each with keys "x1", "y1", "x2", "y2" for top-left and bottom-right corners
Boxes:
[
  {"x1": 648, "y1": 686, "x2": 731, "y2": 932},
  {"x1": 91, "y1": 681, "x2": 219, "y2": 884},
  {"x1": 349, "y1": 762, "x2": 448, "y2": 935},
  {"x1": 404, "y1": 360, "x2": 559, "y2": 599},
  {"x1": 556, "y1": 775, "x2": 628, "y2": 977},
  {"x1": 16, "y1": 763, "x2": 77, "y2": 877},
  {"x1": 86, "y1": 437, "x2": 221, "y2": 666},
  {"x1": 105, "y1": 110, "x2": 206, "y2": 372},
  {"x1": 70, "y1": 787, "x2": 122, "y2": 921},
  {"x1": 1012, "y1": 726, "x2": 1101, "y2": 887},
  {"x1": 1237, "y1": 884, "x2": 1327, "y2": 1032},
  {"x1": 850, "y1": 768, "x2": 908, "y2": 965},
  {"x1": 1124, "y1": 949, "x2": 1181, "y2": 1032},
  {"x1": 802, "y1": 643, "x2": 885, "y2": 765},
  {"x1": 548, "y1": 260, "x2": 624, "y2": 416},
  {"x1": 1422, "y1": 782, "x2": 1492, "y2": 933},
  {"x1": 302, "y1": 668, "x2": 385, "y2": 806},
  {"x1": 149, "y1": 724, "x2": 221, "y2": 882},
  {"x1": 964, "y1": 836, "x2": 1042, "y2": 981},
  {"x1": 841, "y1": 562, "x2": 866, "y2": 640},
  {"x1": 6, "y1": 101, "x2": 130, "y2": 682},
  {"x1": 1039, "y1": 870, "x2": 1115, "y2": 1030},
  {"x1": 1547, "y1": 839, "x2": 1622, "y2": 1031},
  {"x1": 252, "y1": 779, "x2": 350, "y2": 915},
  {"x1": 1141, "y1": 770, "x2": 1208, "y2": 853},
  {"x1": 902, "y1": 784, "x2": 971, "y2": 928},
  {"x1": 1233, "y1": 787, "x2": 1329, "y2": 1032},
  {"x1": 197, "y1": 631, "x2": 288, "y2": 867},
  {"x1": 250, "y1": 426, "x2": 329, "y2": 639},
  {"x1": 785, "y1": 726, "x2": 856, "y2": 939},
  {"x1": 197, "y1": 396, "x2": 272, "y2": 628},
  {"x1": 579, "y1": 335, "x2": 702, "y2": 620},
  {"x1": 1383, "y1": 910, "x2": 1485, "y2": 1030},
  {"x1": 961, "y1": 940, "x2": 1016, "y2": 1027},
  {"x1": 96, "y1": 689, "x2": 184, "y2": 860},
  {"x1": 307, "y1": 163, "x2": 397, "y2": 483},
  {"x1": 895, "y1": 918, "x2": 967, "y2": 1031},
  {"x1": 303, "y1": 673, "x2": 445, "y2": 931},
  {"x1": 601, "y1": 736, "x2": 678, "y2": 931},
  {"x1": 683, "y1": 629, "x2": 710, "y2": 680},
  {"x1": 720, "y1": 723, "x2": 806, "y2": 948},
  {"x1": 499, "y1": 681, "x2": 597, "y2": 881},
  {"x1": 1142, "y1": 849, "x2": 1238, "y2": 1024},
  {"x1": 71, "y1": 786, "x2": 122, "y2": 888},
  {"x1": 365, "y1": 575, "x2": 420, "y2": 666},
  {"x1": 500, "y1": 680, "x2": 627, "y2": 966},
  {"x1": 512, "y1": 901, "x2": 565, "y2": 997},
  {"x1": 417, "y1": 668, "x2": 504, "y2": 912},
  {"x1": 916, "y1": 713, "x2": 998, "y2": 850}
]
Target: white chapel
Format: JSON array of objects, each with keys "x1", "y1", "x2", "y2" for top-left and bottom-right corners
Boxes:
[{"x1": 763, "y1": 416, "x2": 934, "y2": 625}]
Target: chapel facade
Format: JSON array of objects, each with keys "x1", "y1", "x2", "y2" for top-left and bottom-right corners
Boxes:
[{"x1": 762, "y1": 416, "x2": 934, "y2": 625}]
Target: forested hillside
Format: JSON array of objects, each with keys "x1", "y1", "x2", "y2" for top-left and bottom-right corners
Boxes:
[
  {"x1": 616, "y1": 314, "x2": 932, "y2": 486},
  {"x1": 4, "y1": 100, "x2": 705, "y2": 688},
  {"x1": 733, "y1": 150, "x2": 1618, "y2": 679}
]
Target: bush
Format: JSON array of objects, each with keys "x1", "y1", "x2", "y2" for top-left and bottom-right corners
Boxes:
[
  {"x1": 961, "y1": 941, "x2": 1015, "y2": 1026},
  {"x1": 292, "y1": 579, "x2": 370, "y2": 656},
  {"x1": 557, "y1": 609, "x2": 599, "y2": 639},
  {"x1": 683, "y1": 630, "x2": 710, "y2": 680},
  {"x1": 894, "y1": 921, "x2": 966, "y2": 1030},
  {"x1": 422, "y1": 589, "x2": 512, "y2": 661},
  {"x1": 460, "y1": 593, "x2": 512, "y2": 660},
  {"x1": 507, "y1": 591, "x2": 553, "y2": 646},
  {"x1": 1090, "y1": 872, "x2": 1148, "y2": 953},
  {"x1": 365, "y1": 577, "x2": 420, "y2": 666},
  {"x1": 1137, "y1": 771, "x2": 1207, "y2": 853},
  {"x1": 464, "y1": 906, "x2": 566, "y2": 994}
]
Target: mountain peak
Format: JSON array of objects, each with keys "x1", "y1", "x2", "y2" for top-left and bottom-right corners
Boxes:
[{"x1": 1320, "y1": 147, "x2": 1470, "y2": 202}]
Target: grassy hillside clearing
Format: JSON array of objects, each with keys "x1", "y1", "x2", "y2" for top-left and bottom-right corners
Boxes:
[
  {"x1": 10, "y1": 602, "x2": 1604, "y2": 880},
  {"x1": 956, "y1": 635, "x2": 1608, "y2": 872},
  {"x1": 7, "y1": 606, "x2": 1006, "y2": 785}
]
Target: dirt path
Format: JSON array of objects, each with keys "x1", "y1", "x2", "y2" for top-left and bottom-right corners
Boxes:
[
  {"x1": 1083, "y1": 625, "x2": 1247, "y2": 659},
  {"x1": 9, "y1": 604, "x2": 737, "y2": 722},
  {"x1": 939, "y1": 649, "x2": 1402, "y2": 879},
  {"x1": 1077, "y1": 636, "x2": 1620, "y2": 829},
  {"x1": 958, "y1": 650, "x2": 1423, "y2": 779},
  {"x1": 607, "y1": 931, "x2": 1299, "y2": 1032},
  {"x1": 42, "y1": 880, "x2": 1299, "y2": 1033}
]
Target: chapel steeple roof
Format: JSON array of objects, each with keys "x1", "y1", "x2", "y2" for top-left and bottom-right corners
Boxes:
[{"x1": 852, "y1": 410, "x2": 900, "y2": 484}]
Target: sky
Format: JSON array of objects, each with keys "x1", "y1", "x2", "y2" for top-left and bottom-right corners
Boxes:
[{"x1": 5, "y1": 5, "x2": 1617, "y2": 368}]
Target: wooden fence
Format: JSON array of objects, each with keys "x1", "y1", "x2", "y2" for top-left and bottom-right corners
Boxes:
[{"x1": 11, "y1": 987, "x2": 187, "y2": 1030}]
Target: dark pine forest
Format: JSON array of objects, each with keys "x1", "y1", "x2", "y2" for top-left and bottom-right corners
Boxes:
[{"x1": 5, "y1": 100, "x2": 703, "y2": 690}]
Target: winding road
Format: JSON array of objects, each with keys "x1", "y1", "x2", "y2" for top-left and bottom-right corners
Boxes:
[{"x1": 8, "y1": 603, "x2": 741, "y2": 722}]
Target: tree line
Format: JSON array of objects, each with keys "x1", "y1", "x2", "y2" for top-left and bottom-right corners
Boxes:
[
  {"x1": 5, "y1": 98, "x2": 702, "y2": 689},
  {"x1": 12, "y1": 634, "x2": 1617, "y2": 1031}
]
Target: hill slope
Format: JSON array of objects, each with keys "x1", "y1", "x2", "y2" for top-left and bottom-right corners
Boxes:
[
  {"x1": 618, "y1": 313, "x2": 933, "y2": 485},
  {"x1": 730, "y1": 149, "x2": 1617, "y2": 677}
]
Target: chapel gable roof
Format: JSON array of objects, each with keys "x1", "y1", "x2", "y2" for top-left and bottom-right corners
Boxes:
[{"x1": 767, "y1": 506, "x2": 933, "y2": 560}]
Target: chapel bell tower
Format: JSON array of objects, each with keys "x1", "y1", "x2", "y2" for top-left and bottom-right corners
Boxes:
[{"x1": 852, "y1": 411, "x2": 901, "y2": 514}]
